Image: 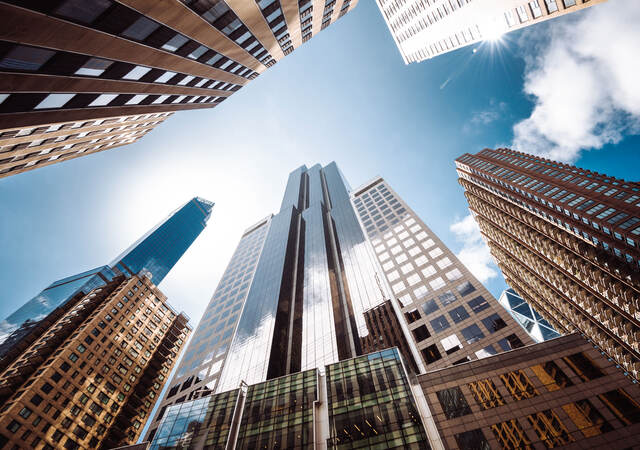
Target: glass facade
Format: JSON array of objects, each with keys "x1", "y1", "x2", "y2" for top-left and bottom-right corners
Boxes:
[
  {"x1": 498, "y1": 288, "x2": 561, "y2": 342},
  {"x1": 326, "y1": 348, "x2": 429, "y2": 449},
  {"x1": 111, "y1": 197, "x2": 214, "y2": 284},
  {"x1": 150, "y1": 348, "x2": 430, "y2": 450},
  {"x1": 0, "y1": 197, "x2": 212, "y2": 346}
]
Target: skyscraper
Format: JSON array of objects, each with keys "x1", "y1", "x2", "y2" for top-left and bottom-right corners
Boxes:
[
  {"x1": 456, "y1": 147, "x2": 640, "y2": 379},
  {"x1": 0, "y1": 0, "x2": 359, "y2": 177},
  {"x1": 147, "y1": 163, "x2": 533, "y2": 440},
  {"x1": 0, "y1": 273, "x2": 191, "y2": 449},
  {"x1": 376, "y1": 0, "x2": 607, "y2": 64},
  {"x1": 0, "y1": 197, "x2": 213, "y2": 347},
  {"x1": 351, "y1": 176, "x2": 533, "y2": 370},
  {"x1": 499, "y1": 287, "x2": 561, "y2": 342}
]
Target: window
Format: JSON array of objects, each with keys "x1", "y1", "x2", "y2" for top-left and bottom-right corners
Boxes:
[
  {"x1": 481, "y1": 313, "x2": 507, "y2": 333},
  {"x1": 0, "y1": 45, "x2": 55, "y2": 71},
  {"x1": 422, "y1": 344, "x2": 442, "y2": 364},
  {"x1": 449, "y1": 306, "x2": 469, "y2": 324},
  {"x1": 155, "y1": 71, "x2": 176, "y2": 83},
  {"x1": 89, "y1": 94, "x2": 117, "y2": 107},
  {"x1": 6, "y1": 420, "x2": 21, "y2": 433},
  {"x1": 411, "y1": 325, "x2": 430, "y2": 341},
  {"x1": 55, "y1": 0, "x2": 112, "y2": 24},
  {"x1": 438, "y1": 290, "x2": 457, "y2": 307},
  {"x1": 441, "y1": 334, "x2": 462, "y2": 354},
  {"x1": 467, "y1": 296, "x2": 489, "y2": 313},
  {"x1": 531, "y1": 361, "x2": 573, "y2": 391},
  {"x1": 161, "y1": 34, "x2": 189, "y2": 52},
  {"x1": 562, "y1": 352, "x2": 604, "y2": 381},
  {"x1": 421, "y1": 265, "x2": 436, "y2": 278},
  {"x1": 599, "y1": 389, "x2": 640, "y2": 425},
  {"x1": 430, "y1": 315, "x2": 450, "y2": 333},
  {"x1": 498, "y1": 334, "x2": 524, "y2": 351},
  {"x1": 491, "y1": 419, "x2": 531, "y2": 449},
  {"x1": 404, "y1": 309, "x2": 421, "y2": 323},
  {"x1": 126, "y1": 94, "x2": 148, "y2": 105},
  {"x1": 468, "y1": 379, "x2": 504, "y2": 410},
  {"x1": 429, "y1": 277, "x2": 445, "y2": 290},
  {"x1": 445, "y1": 268, "x2": 463, "y2": 281},
  {"x1": 123, "y1": 65, "x2": 152, "y2": 80},
  {"x1": 475, "y1": 345, "x2": 497, "y2": 359},
  {"x1": 121, "y1": 16, "x2": 160, "y2": 40},
  {"x1": 562, "y1": 399, "x2": 612, "y2": 437},
  {"x1": 460, "y1": 324, "x2": 485, "y2": 344},
  {"x1": 421, "y1": 299, "x2": 439, "y2": 316},
  {"x1": 437, "y1": 387, "x2": 471, "y2": 419},
  {"x1": 457, "y1": 281, "x2": 476, "y2": 296},
  {"x1": 35, "y1": 94, "x2": 75, "y2": 110}
]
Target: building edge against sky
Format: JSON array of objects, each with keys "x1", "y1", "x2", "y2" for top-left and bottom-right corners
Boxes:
[
  {"x1": 146, "y1": 162, "x2": 535, "y2": 441},
  {"x1": 376, "y1": 0, "x2": 608, "y2": 64},
  {"x1": 0, "y1": 197, "x2": 213, "y2": 348},
  {"x1": 456, "y1": 147, "x2": 640, "y2": 379},
  {"x1": 0, "y1": 0, "x2": 359, "y2": 177}
]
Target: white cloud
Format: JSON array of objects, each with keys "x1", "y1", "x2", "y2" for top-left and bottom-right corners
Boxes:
[
  {"x1": 450, "y1": 214, "x2": 498, "y2": 283},
  {"x1": 512, "y1": 0, "x2": 640, "y2": 162}
]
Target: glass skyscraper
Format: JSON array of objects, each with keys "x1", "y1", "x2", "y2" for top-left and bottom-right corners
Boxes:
[
  {"x1": 147, "y1": 163, "x2": 535, "y2": 443},
  {"x1": 0, "y1": 197, "x2": 213, "y2": 345},
  {"x1": 499, "y1": 288, "x2": 561, "y2": 343}
]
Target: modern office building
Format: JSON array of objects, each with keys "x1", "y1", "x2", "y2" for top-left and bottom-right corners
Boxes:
[
  {"x1": 419, "y1": 332, "x2": 640, "y2": 449},
  {"x1": 0, "y1": 197, "x2": 212, "y2": 349},
  {"x1": 499, "y1": 287, "x2": 561, "y2": 342},
  {"x1": 351, "y1": 176, "x2": 533, "y2": 370},
  {"x1": 147, "y1": 163, "x2": 534, "y2": 441},
  {"x1": 150, "y1": 348, "x2": 433, "y2": 450},
  {"x1": 0, "y1": 112, "x2": 171, "y2": 178},
  {"x1": 0, "y1": 0, "x2": 358, "y2": 177},
  {"x1": 0, "y1": 273, "x2": 191, "y2": 450},
  {"x1": 376, "y1": 0, "x2": 608, "y2": 64},
  {"x1": 456, "y1": 147, "x2": 640, "y2": 379}
]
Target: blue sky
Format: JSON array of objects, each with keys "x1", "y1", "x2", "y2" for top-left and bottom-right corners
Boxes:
[{"x1": 1, "y1": 0, "x2": 639, "y2": 329}]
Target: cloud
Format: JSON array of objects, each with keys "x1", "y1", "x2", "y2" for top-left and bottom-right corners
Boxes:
[
  {"x1": 512, "y1": 0, "x2": 640, "y2": 162},
  {"x1": 450, "y1": 214, "x2": 498, "y2": 283},
  {"x1": 463, "y1": 100, "x2": 508, "y2": 133}
]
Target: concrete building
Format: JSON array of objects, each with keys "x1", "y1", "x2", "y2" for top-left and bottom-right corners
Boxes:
[
  {"x1": 456, "y1": 147, "x2": 640, "y2": 379},
  {"x1": 0, "y1": 0, "x2": 358, "y2": 177},
  {"x1": 0, "y1": 274, "x2": 191, "y2": 449},
  {"x1": 376, "y1": 0, "x2": 608, "y2": 64},
  {"x1": 351, "y1": 176, "x2": 533, "y2": 371}
]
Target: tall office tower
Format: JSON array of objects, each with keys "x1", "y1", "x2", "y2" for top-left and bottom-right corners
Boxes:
[
  {"x1": 376, "y1": 0, "x2": 607, "y2": 64},
  {"x1": 351, "y1": 177, "x2": 533, "y2": 371},
  {"x1": 147, "y1": 163, "x2": 428, "y2": 440},
  {"x1": 499, "y1": 287, "x2": 561, "y2": 342},
  {"x1": 0, "y1": 197, "x2": 212, "y2": 348},
  {"x1": 456, "y1": 148, "x2": 640, "y2": 379},
  {"x1": 0, "y1": 112, "x2": 172, "y2": 178},
  {"x1": 0, "y1": 274, "x2": 191, "y2": 450},
  {"x1": 147, "y1": 164, "x2": 535, "y2": 442},
  {"x1": 0, "y1": 0, "x2": 359, "y2": 177}
]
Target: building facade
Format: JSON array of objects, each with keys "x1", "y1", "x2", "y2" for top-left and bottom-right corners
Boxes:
[
  {"x1": 351, "y1": 176, "x2": 533, "y2": 371},
  {"x1": 419, "y1": 332, "x2": 640, "y2": 449},
  {"x1": 150, "y1": 348, "x2": 432, "y2": 450},
  {"x1": 0, "y1": 197, "x2": 212, "y2": 348},
  {"x1": 0, "y1": 0, "x2": 358, "y2": 177},
  {"x1": 499, "y1": 287, "x2": 561, "y2": 342},
  {"x1": 0, "y1": 274, "x2": 191, "y2": 450},
  {"x1": 456, "y1": 147, "x2": 640, "y2": 379},
  {"x1": 147, "y1": 163, "x2": 535, "y2": 441},
  {"x1": 0, "y1": 112, "x2": 171, "y2": 178},
  {"x1": 376, "y1": 0, "x2": 607, "y2": 64}
]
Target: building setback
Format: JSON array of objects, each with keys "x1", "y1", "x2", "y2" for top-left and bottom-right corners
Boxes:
[
  {"x1": 419, "y1": 333, "x2": 640, "y2": 449},
  {"x1": 0, "y1": 0, "x2": 358, "y2": 177},
  {"x1": 0, "y1": 197, "x2": 212, "y2": 347},
  {"x1": 376, "y1": 0, "x2": 607, "y2": 64},
  {"x1": 147, "y1": 163, "x2": 535, "y2": 441},
  {"x1": 351, "y1": 177, "x2": 533, "y2": 371},
  {"x1": 456, "y1": 148, "x2": 640, "y2": 379},
  {"x1": 0, "y1": 274, "x2": 191, "y2": 450}
]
